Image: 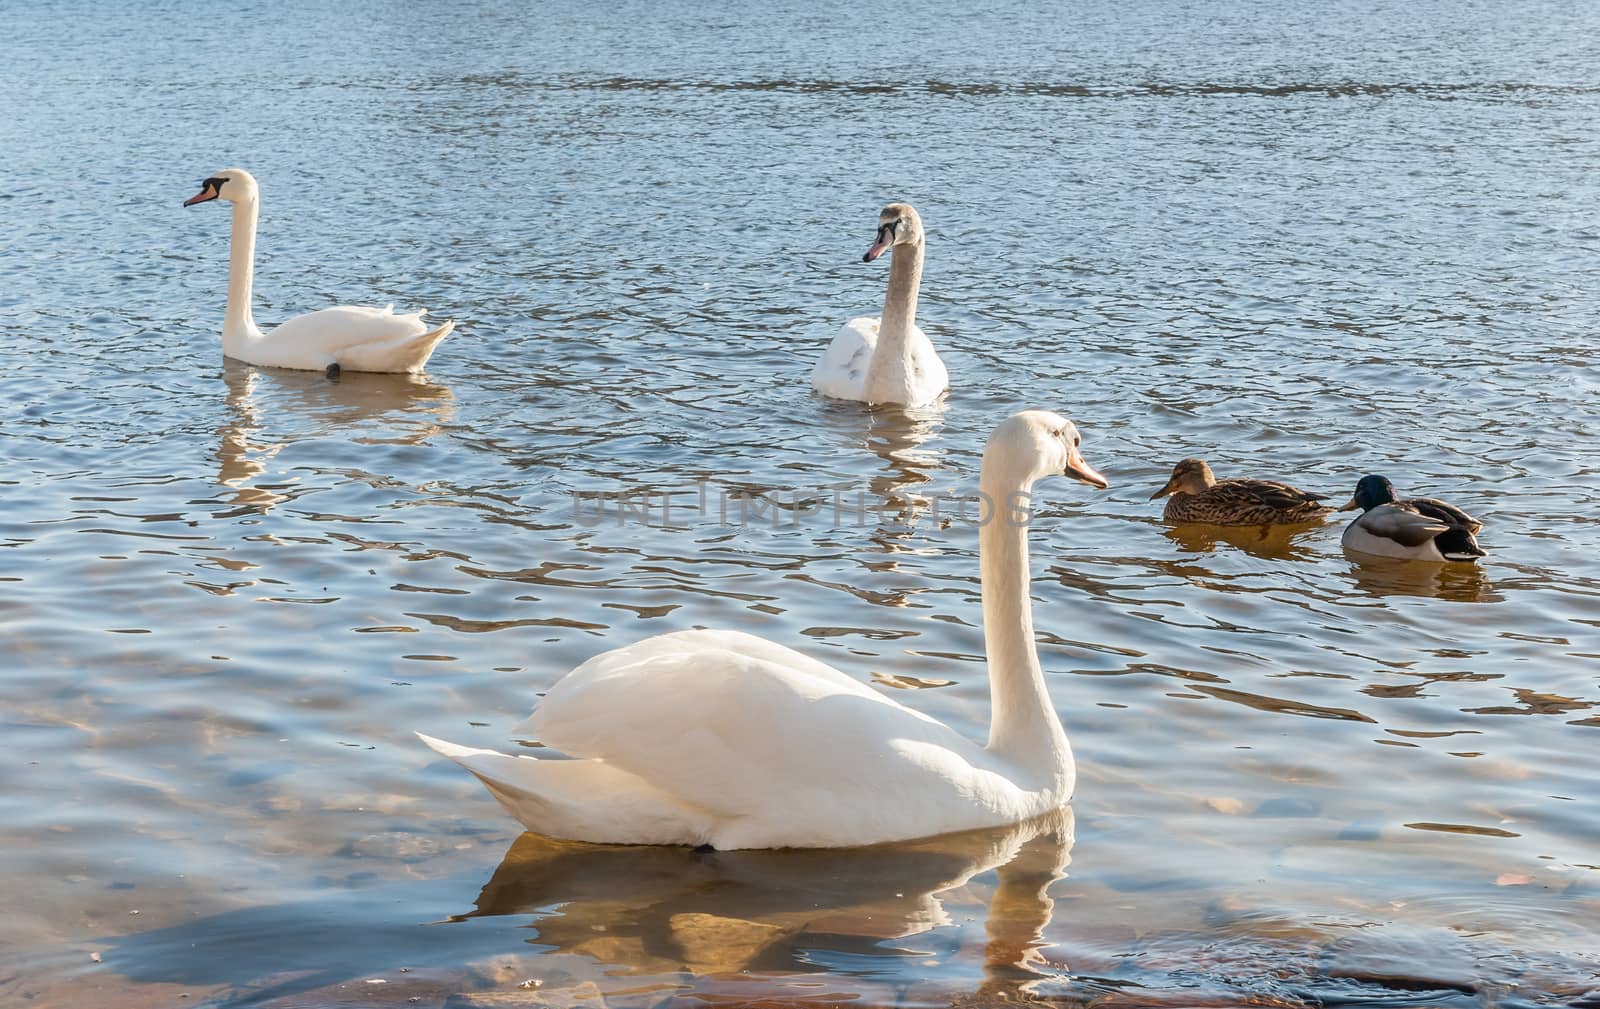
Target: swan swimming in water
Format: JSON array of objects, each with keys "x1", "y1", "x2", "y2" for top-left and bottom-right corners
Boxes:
[
  {"x1": 183, "y1": 168, "x2": 454, "y2": 375},
  {"x1": 811, "y1": 203, "x2": 949, "y2": 407},
  {"x1": 419, "y1": 409, "x2": 1107, "y2": 849}
]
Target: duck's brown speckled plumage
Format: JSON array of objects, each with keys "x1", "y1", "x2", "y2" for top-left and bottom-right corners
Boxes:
[{"x1": 1151, "y1": 458, "x2": 1331, "y2": 526}]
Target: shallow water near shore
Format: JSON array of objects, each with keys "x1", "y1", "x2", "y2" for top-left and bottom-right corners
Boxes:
[{"x1": 2, "y1": 0, "x2": 1599, "y2": 1006}]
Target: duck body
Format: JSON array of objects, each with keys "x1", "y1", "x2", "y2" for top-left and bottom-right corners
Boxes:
[
  {"x1": 184, "y1": 168, "x2": 454, "y2": 374},
  {"x1": 1341, "y1": 475, "x2": 1484, "y2": 562},
  {"x1": 812, "y1": 315, "x2": 948, "y2": 407},
  {"x1": 1151, "y1": 458, "x2": 1330, "y2": 526},
  {"x1": 812, "y1": 203, "x2": 948, "y2": 407},
  {"x1": 422, "y1": 410, "x2": 1110, "y2": 850}
]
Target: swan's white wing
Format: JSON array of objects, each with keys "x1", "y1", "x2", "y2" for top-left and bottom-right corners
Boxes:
[
  {"x1": 811, "y1": 317, "x2": 878, "y2": 400},
  {"x1": 266, "y1": 304, "x2": 428, "y2": 351},
  {"x1": 233, "y1": 305, "x2": 453, "y2": 373},
  {"x1": 521, "y1": 629, "x2": 1001, "y2": 843},
  {"x1": 904, "y1": 324, "x2": 949, "y2": 405}
]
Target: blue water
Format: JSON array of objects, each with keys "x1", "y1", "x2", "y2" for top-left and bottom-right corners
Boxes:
[{"x1": 2, "y1": 1, "x2": 1597, "y2": 1006}]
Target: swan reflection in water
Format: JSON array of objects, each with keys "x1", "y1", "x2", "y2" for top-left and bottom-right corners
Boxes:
[
  {"x1": 1342, "y1": 554, "x2": 1501, "y2": 603},
  {"x1": 1163, "y1": 520, "x2": 1328, "y2": 561},
  {"x1": 458, "y1": 809, "x2": 1073, "y2": 993},
  {"x1": 216, "y1": 363, "x2": 455, "y2": 510},
  {"x1": 835, "y1": 401, "x2": 949, "y2": 546}
]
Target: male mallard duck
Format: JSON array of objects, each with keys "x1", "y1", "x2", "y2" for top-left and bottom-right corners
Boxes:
[
  {"x1": 1340, "y1": 475, "x2": 1484, "y2": 562},
  {"x1": 1149, "y1": 458, "x2": 1332, "y2": 526}
]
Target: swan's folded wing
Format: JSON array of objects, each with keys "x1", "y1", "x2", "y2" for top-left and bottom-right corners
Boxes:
[
  {"x1": 905, "y1": 323, "x2": 949, "y2": 399},
  {"x1": 519, "y1": 629, "x2": 978, "y2": 822},
  {"x1": 1360, "y1": 504, "x2": 1451, "y2": 546},
  {"x1": 265, "y1": 304, "x2": 429, "y2": 354},
  {"x1": 811, "y1": 318, "x2": 878, "y2": 398}
]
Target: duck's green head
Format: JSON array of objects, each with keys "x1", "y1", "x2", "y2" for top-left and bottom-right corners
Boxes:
[{"x1": 1340, "y1": 474, "x2": 1397, "y2": 512}]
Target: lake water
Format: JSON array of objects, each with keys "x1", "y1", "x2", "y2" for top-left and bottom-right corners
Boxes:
[{"x1": 2, "y1": 1, "x2": 1598, "y2": 1006}]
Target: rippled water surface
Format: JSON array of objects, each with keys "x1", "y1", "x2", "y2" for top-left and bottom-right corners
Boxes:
[{"x1": 3, "y1": 1, "x2": 1599, "y2": 1006}]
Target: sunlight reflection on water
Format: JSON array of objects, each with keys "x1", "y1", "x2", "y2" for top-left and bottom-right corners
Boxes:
[{"x1": 1, "y1": 0, "x2": 1599, "y2": 1005}]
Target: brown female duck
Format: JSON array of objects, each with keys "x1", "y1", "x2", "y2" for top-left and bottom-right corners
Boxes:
[{"x1": 1150, "y1": 458, "x2": 1332, "y2": 526}]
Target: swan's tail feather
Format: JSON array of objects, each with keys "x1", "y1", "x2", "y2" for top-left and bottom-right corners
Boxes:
[
  {"x1": 417, "y1": 731, "x2": 571, "y2": 826},
  {"x1": 415, "y1": 732, "x2": 704, "y2": 845},
  {"x1": 416, "y1": 731, "x2": 487, "y2": 762},
  {"x1": 403, "y1": 318, "x2": 455, "y2": 373},
  {"x1": 350, "y1": 318, "x2": 453, "y2": 375}
]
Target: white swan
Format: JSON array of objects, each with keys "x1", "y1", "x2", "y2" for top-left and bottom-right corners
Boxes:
[
  {"x1": 419, "y1": 409, "x2": 1107, "y2": 849},
  {"x1": 811, "y1": 203, "x2": 949, "y2": 407},
  {"x1": 183, "y1": 169, "x2": 454, "y2": 375}
]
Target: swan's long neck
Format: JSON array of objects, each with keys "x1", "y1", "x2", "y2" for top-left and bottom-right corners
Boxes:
[
  {"x1": 980, "y1": 466, "x2": 1070, "y2": 776},
  {"x1": 863, "y1": 241, "x2": 924, "y2": 401},
  {"x1": 223, "y1": 198, "x2": 261, "y2": 350}
]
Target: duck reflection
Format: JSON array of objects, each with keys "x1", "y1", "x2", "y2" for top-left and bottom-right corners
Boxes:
[
  {"x1": 1163, "y1": 520, "x2": 1327, "y2": 560},
  {"x1": 460, "y1": 809, "x2": 1073, "y2": 986},
  {"x1": 216, "y1": 363, "x2": 454, "y2": 510},
  {"x1": 1343, "y1": 555, "x2": 1501, "y2": 603}
]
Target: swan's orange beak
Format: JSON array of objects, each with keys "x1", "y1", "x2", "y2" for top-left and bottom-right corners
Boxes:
[
  {"x1": 1066, "y1": 447, "x2": 1108, "y2": 489},
  {"x1": 863, "y1": 224, "x2": 894, "y2": 262},
  {"x1": 183, "y1": 181, "x2": 220, "y2": 207}
]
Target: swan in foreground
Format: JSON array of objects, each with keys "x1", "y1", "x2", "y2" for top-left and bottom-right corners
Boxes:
[
  {"x1": 811, "y1": 203, "x2": 949, "y2": 407},
  {"x1": 1149, "y1": 458, "x2": 1332, "y2": 525},
  {"x1": 183, "y1": 169, "x2": 454, "y2": 375},
  {"x1": 420, "y1": 409, "x2": 1107, "y2": 849},
  {"x1": 1340, "y1": 474, "x2": 1484, "y2": 562}
]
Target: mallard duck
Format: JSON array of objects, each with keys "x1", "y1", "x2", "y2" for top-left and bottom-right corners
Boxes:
[
  {"x1": 1340, "y1": 475, "x2": 1484, "y2": 562},
  {"x1": 1149, "y1": 458, "x2": 1332, "y2": 526}
]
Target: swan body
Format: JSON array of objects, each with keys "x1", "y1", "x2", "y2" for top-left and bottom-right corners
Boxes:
[
  {"x1": 184, "y1": 168, "x2": 454, "y2": 374},
  {"x1": 813, "y1": 316, "x2": 949, "y2": 406},
  {"x1": 811, "y1": 203, "x2": 949, "y2": 407},
  {"x1": 421, "y1": 410, "x2": 1109, "y2": 849},
  {"x1": 1340, "y1": 474, "x2": 1484, "y2": 562}
]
